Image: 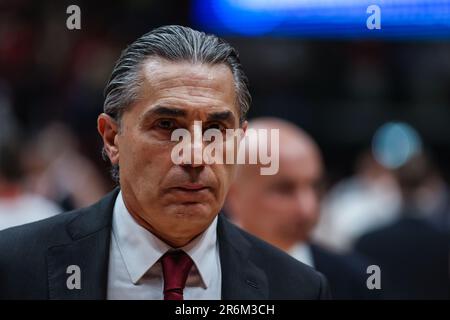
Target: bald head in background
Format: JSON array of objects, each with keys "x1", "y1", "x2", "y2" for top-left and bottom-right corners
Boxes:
[
  {"x1": 226, "y1": 117, "x2": 324, "y2": 252},
  {"x1": 226, "y1": 118, "x2": 384, "y2": 300}
]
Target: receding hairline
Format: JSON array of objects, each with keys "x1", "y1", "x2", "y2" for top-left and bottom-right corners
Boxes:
[
  {"x1": 139, "y1": 56, "x2": 236, "y2": 90},
  {"x1": 129, "y1": 56, "x2": 241, "y2": 119}
]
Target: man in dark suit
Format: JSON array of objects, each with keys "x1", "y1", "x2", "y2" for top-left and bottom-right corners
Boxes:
[
  {"x1": 226, "y1": 118, "x2": 377, "y2": 299},
  {"x1": 355, "y1": 216, "x2": 450, "y2": 299},
  {"x1": 0, "y1": 25, "x2": 329, "y2": 300},
  {"x1": 355, "y1": 153, "x2": 450, "y2": 299},
  {"x1": 310, "y1": 244, "x2": 378, "y2": 299}
]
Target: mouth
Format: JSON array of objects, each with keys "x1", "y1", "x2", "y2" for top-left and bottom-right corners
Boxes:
[
  {"x1": 172, "y1": 183, "x2": 211, "y2": 192},
  {"x1": 168, "y1": 184, "x2": 213, "y2": 202},
  {"x1": 170, "y1": 184, "x2": 212, "y2": 205}
]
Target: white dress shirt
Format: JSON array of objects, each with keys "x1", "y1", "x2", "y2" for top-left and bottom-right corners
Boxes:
[
  {"x1": 107, "y1": 191, "x2": 222, "y2": 300},
  {"x1": 289, "y1": 243, "x2": 315, "y2": 268}
]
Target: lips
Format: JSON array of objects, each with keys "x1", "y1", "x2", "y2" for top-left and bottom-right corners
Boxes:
[
  {"x1": 168, "y1": 183, "x2": 213, "y2": 202},
  {"x1": 176, "y1": 183, "x2": 207, "y2": 191},
  {"x1": 172, "y1": 186, "x2": 211, "y2": 196}
]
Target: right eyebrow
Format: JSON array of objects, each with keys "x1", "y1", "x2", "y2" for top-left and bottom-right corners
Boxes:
[
  {"x1": 142, "y1": 105, "x2": 187, "y2": 118},
  {"x1": 138, "y1": 106, "x2": 187, "y2": 127}
]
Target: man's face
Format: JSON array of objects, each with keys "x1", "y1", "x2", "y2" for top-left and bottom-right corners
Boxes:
[
  {"x1": 99, "y1": 58, "x2": 244, "y2": 247},
  {"x1": 233, "y1": 137, "x2": 323, "y2": 244}
]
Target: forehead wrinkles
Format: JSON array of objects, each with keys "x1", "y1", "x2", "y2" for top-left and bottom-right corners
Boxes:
[
  {"x1": 155, "y1": 81, "x2": 228, "y2": 102},
  {"x1": 137, "y1": 58, "x2": 237, "y2": 112},
  {"x1": 142, "y1": 58, "x2": 234, "y2": 94}
]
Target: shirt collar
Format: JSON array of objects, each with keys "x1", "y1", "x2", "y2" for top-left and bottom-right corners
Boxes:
[{"x1": 112, "y1": 191, "x2": 218, "y2": 287}]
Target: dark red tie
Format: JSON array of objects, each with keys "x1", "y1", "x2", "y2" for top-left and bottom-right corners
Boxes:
[{"x1": 161, "y1": 250, "x2": 194, "y2": 300}]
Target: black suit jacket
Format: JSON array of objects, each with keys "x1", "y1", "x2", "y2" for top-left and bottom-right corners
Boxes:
[
  {"x1": 0, "y1": 188, "x2": 330, "y2": 300},
  {"x1": 355, "y1": 217, "x2": 450, "y2": 299}
]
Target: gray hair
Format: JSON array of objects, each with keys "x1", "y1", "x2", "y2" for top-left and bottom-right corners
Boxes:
[{"x1": 102, "y1": 25, "x2": 251, "y2": 183}]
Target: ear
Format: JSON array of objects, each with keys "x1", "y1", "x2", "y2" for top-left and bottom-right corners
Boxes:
[
  {"x1": 238, "y1": 120, "x2": 248, "y2": 144},
  {"x1": 241, "y1": 120, "x2": 248, "y2": 133},
  {"x1": 97, "y1": 113, "x2": 120, "y2": 165}
]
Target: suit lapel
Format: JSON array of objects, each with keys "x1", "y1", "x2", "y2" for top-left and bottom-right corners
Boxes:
[
  {"x1": 47, "y1": 188, "x2": 119, "y2": 299},
  {"x1": 217, "y1": 214, "x2": 269, "y2": 299}
]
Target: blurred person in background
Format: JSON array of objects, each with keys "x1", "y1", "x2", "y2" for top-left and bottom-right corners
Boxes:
[
  {"x1": 0, "y1": 106, "x2": 61, "y2": 231},
  {"x1": 409, "y1": 155, "x2": 450, "y2": 233},
  {"x1": 314, "y1": 149, "x2": 402, "y2": 253},
  {"x1": 22, "y1": 122, "x2": 109, "y2": 211},
  {"x1": 226, "y1": 117, "x2": 377, "y2": 299},
  {"x1": 354, "y1": 152, "x2": 450, "y2": 299}
]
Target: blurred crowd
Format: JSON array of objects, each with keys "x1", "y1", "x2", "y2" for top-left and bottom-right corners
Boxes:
[
  {"x1": 1, "y1": 0, "x2": 449, "y2": 299},
  {"x1": 224, "y1": 118, "x2": 450, "y2": 299}
]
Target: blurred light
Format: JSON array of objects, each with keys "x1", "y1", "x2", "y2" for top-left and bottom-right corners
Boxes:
[
  {"x1": 372, "y1": 122, "x2": 422, "y2": 169},
  {"x1": 192, "y1": 0, "x2": 450, "y2": 38}
]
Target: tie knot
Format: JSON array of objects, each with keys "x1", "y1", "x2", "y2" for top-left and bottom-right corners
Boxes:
[{"x1": 161, "y1": 250, "x2": 194, "y2": 300}]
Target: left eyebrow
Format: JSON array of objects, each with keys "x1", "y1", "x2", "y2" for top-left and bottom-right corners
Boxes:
[{"x1": 207, "y1": 110, "x2": 236, "y2": 124}]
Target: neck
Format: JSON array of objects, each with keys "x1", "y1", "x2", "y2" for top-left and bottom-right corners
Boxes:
[{"x1": 127, "y1": 208, "x2": 198, "y2": 248}]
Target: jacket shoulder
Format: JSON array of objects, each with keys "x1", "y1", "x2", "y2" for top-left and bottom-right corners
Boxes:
[
  {"x1": 0, "y1": 208, "x2": 84, "y2": 254},
  {"x1": 0, "y1": 188, "x2": 118, "y2": 256},
  {"x1": 0, "y1": 208, "x2": 86, "y2": 299},
  {"x1": 0, "y1": 189, "x2": 118, "y2": 299}
]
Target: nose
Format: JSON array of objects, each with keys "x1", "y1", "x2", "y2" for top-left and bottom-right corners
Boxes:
[
  {"x1": 179, "y1": 121, "x2": 206, "y2": 168},
  {"x1": 180, "y1": 137, "x2": 206, "y2": 181},
  {"x1": 295, "y1": 187, "x2": 318, "y2": 218},
  {"x1": 177, "y1": 142, "x2": 206, "y2": 168}
]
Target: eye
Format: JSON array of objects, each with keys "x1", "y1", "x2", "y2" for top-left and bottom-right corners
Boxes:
[
  {"x1": 272, "y1": 182, "x2": 295, "y2": 196},
  {"x1": 156, "y1": 119, "x2": 176, "y2": 130},
  {"x1": 204, "y1": 122, "x2": 225, "y2": 132}
]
